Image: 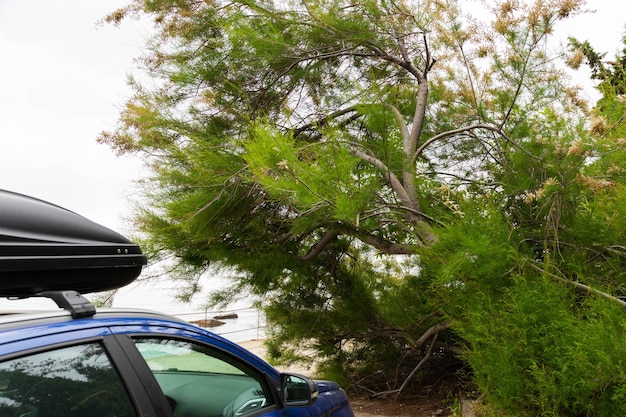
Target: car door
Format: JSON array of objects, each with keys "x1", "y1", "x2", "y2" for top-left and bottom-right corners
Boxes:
[
  {"x1": 0, "y1": 329, "x2": 160, "y2": 417},
  {"x1": 0, "y1": 323, "x2": 328, "y2": 417},
  {"x1": 110, "y1": 333, "x2": 283, "y2": 417}
]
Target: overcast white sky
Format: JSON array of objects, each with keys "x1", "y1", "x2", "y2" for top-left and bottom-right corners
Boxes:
[
  {"x1": 0, "y1": 0, "x2": 147, "y2": 233},
  {"x1": 0, "y1": 0, "x2": 625, "y2": 235}
]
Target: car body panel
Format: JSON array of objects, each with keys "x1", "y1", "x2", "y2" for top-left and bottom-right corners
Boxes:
[
  {"x1": 0, "y1": 320, "x2": 111, "y2": 357},
  {"x1": 0, "y1": 309, "x2": 354, "y2": 417}
]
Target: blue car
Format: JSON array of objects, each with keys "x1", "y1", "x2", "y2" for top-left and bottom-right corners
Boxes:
[{"x1": 0, "y1": 189, "x2": 354, "y2": 417}]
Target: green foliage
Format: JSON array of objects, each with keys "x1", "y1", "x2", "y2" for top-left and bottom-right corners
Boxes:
[
  {"x1": 261, "y1": 246, "x2": 440, "y2": 385},
  {"x1": 456, "y1": 276, "x2": 626, "y2": 416},
  {"x1": 101, "y1": 0, "x2": 626, "y2": 414},
  {"x1": 421, "y1": 167, "x2": 626, "y2": 416},
  {"x1": 244, "y1": 124, "x2": 372, "y2": 227}
]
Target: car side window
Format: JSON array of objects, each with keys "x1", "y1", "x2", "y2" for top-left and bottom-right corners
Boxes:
[
  {"x1": 0, "y1": 343, "x2": 137, "y2": 417},
  {"x1": 133, "y1": 338, "x2": 273, "y2": 417}
]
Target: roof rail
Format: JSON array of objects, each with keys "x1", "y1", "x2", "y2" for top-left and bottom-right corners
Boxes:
[{"x1": 36, "y1": 291, "x2": 96, "y2": 319}]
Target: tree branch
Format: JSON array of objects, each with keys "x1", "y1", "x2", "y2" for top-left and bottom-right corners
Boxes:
[
  {"x1": 412, "y1": 123, "x2": 534, "y2": 165},
  {"x1": 384, "y1": 103, "x2": 410, "y2": 144},
  {"x1": 408, "y1": 32, "x2": 431, "y2": 146},
  {"x1": 292, "y1": 106, "x2": 359, "y2": 138},
  {"x1": 347, "y1": 227, "x2": 420, "y2": 253},
  {"x1": 412, "y1": 321, "x2": 452, "y2": 348},
  {"x1": 392, "y1": 333, "x2": 439, "y2": 402},
  {"x1": 373, "y1": 321, "x2": 452, "y2": 400},
  {"x1": 292, "y1": 222, "x2": 418, "y2": 261},
  {"x1": 527, "y1": 262, "x2": 626, "y2": 308},
  {"x1": 298, "y1": 230, "x2": 339, "y2": 261},
  {"x1": 364, "y1": 41, "x2": 422, "y2": 80},
  {"x1": 349, "y1": 146, "x2": 421, "y2": 215}
]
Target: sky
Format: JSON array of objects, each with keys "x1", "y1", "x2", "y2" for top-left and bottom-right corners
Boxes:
[
  {"x1": 0, "y1": 0, "x2": 625, "y2": 236},
  {"x1": 0, "y1": 0, "x2": 147, "y2": 233}
]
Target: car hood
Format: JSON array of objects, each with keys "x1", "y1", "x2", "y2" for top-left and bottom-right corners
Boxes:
[{"x1": 315, "y1": 380, "x2": 341, "y2": 393}]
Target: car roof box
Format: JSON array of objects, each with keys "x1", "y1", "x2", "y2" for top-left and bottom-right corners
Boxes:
[{"x1": 0, "y1": 190, "x2": 147, "y2": 296}]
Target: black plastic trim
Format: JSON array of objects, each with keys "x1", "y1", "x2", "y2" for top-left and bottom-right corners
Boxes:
[
  {"x1": 101, "y1": 335, "x2": 157, "y2": 417},
  {"x1": 36, "y1": 290, "x2": 96, "y2": 318},
  {"x1": 109, "y1": 334, "x2": 176, "y2": 417}
]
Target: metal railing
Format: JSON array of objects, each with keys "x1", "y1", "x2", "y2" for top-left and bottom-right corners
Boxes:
[{"x1": 173, "y1": 306, "x2": 266, "y2": 342}]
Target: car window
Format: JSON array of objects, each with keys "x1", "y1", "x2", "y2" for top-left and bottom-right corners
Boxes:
[
  {"x1": 134, "y1": 338, "x2": 273, "y2": 417},
  {"x1": 0, "y1": 343, "x2": 137, "y2": 417}
]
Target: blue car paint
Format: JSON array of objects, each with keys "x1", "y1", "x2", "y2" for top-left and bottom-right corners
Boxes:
[
  {"x1": 0, "y1": 310, "x2": 354, "y2": 417},
  {"x1": 0, "y1": 313, "x2": 275, "y2": 375}
]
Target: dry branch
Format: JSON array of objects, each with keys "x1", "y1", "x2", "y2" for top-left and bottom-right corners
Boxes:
[
  {"x1": 528, "y1": 262, "x2": 626, "y2": 308},
  {"x1": 372, "y1": 321, "x2": 452, "y2": 400}
]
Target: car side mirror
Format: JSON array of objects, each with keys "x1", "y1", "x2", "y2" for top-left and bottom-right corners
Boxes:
[{"x1": 280, "y1": 373, "x2": 319, "y2": 407}]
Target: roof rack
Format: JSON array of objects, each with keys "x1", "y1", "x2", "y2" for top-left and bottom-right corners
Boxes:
[{"x1": 36, "y1": 290, "x2": 96, "y2": 319}]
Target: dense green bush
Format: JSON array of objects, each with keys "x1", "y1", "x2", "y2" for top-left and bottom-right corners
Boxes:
[
  {"x1": 419, "y1": 199, "x2": 626, "y2": 416},
  {"x1": 455, "y1": 275, "x2": 626, "y2": 416}
]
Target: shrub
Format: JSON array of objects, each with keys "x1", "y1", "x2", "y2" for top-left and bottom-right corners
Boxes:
[{"x1": 455, "y1": 275, "x2": 626, "y2": 416}]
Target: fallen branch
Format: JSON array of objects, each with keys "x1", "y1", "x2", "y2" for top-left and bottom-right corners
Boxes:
[
  {"x1": 372, "y1": 321, "x2": 452, "y2": 400},
  {"x1": 373, "y1": 333, "x2": 440, "y2": 400},
  {"x1": 412, "y1": 321, "x2": 451, "y2": 348}
]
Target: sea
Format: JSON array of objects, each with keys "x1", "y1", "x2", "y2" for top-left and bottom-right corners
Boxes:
[{"x1": 0, "y1": 277, "x2": 266, "y2": 343}]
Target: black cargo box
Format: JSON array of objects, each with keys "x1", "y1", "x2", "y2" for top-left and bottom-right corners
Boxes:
[{"x1": 0, "y1": 189, "x2": 147, "y2": 296}]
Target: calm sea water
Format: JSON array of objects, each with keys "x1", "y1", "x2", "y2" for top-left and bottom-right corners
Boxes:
[{"x1": 0, "y1": 278, "x2": 266, "y2": 343}]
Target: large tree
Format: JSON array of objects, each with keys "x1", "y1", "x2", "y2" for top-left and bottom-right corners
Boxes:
[{"x1": 102, "y1": 0, "x2": 626, "y2": 413}]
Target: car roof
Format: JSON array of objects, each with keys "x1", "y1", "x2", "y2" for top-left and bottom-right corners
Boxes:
[
  {"x1": 0, "y1": 307, "x2": 189, "y2": 337},
  {"x1": 0, "y1": 306, "x2": 182, "y2": 325},
  {"x1": 0, "y1": 307, "x2": 278, "y2": 377}
]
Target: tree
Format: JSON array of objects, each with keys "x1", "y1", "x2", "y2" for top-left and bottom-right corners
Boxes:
[{"x1": 102, "y1": 0, "x2": 626, "y2": 413}]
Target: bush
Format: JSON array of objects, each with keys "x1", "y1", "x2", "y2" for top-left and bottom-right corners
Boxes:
[{"x1": 455, "y1": 275, "x2": 626, "y2": 416}]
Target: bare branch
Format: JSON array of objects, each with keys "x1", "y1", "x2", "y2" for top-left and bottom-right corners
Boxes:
[
  {"x1": 412, "y1": 321, "x2": 452, "y2": 348},
  {"x1": 373, "y1": 321, "x2": 451, "y2": 399},
  {"x1": 289, "y1": 222, "x2": 417, "y2": 259},
  {"x1": 364, "y1": 41, "x2": 422, "y2": 79},
  {"x1": 412, "y1": 123, "x2": 534, "y2": 164},
  {"x1": 298, "y1": 230, "x2": 339, "y2": 261},
  {"x1": 384, "y1": 103, "x2": 410, "y2": 144},
  {"x1": 349, "y1": 147, "x2": 419, "y2": 213},
  {"x1": 292, "y1": 106, "x2": 359, "y2": 138},
  {"x1": 349, "y1": 228, "x2": 420, "y2": 253},
  {"x1": 393, "y1": 333, "x2": 439, "y2": 401},
  {"x1": 527, "y1": 262, "x2": 626, "y2": 309},
  {"x1": 408, "y1": 32, "x2": 432, "y2": 145}
]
